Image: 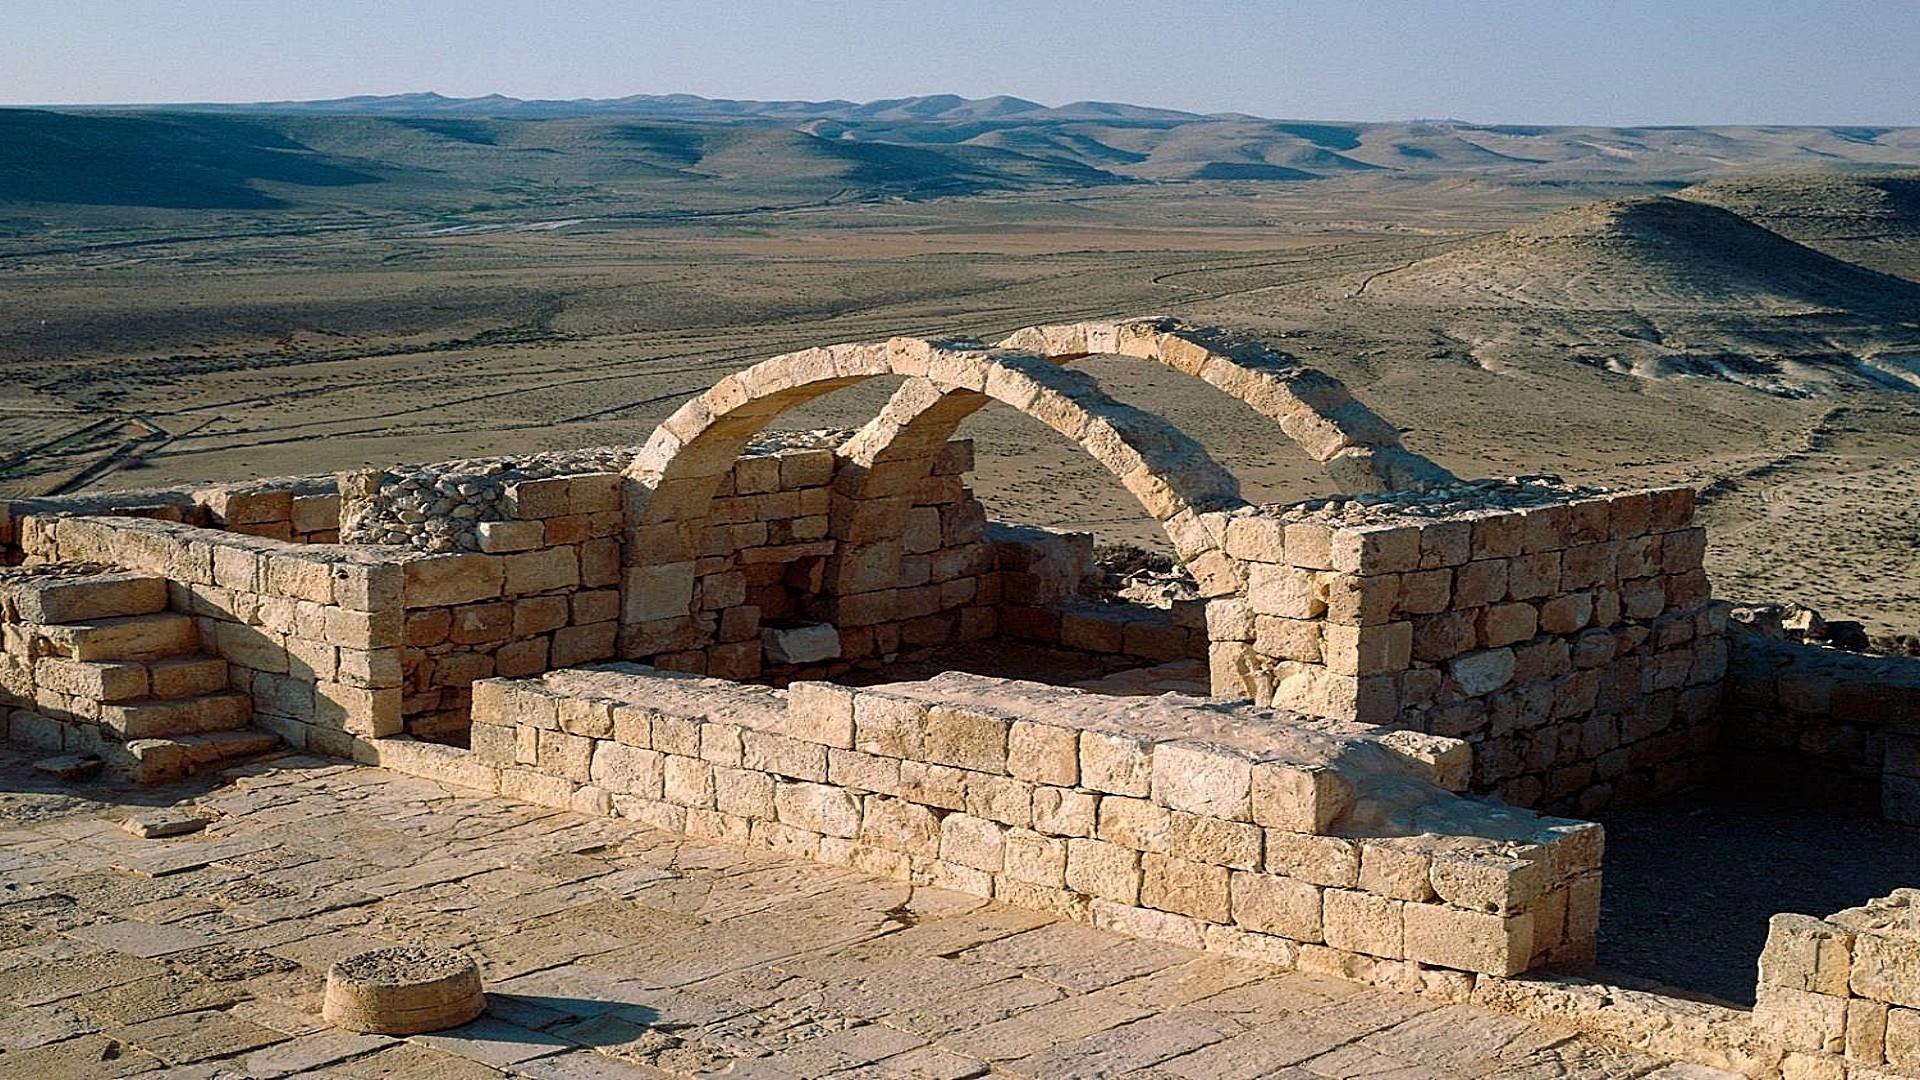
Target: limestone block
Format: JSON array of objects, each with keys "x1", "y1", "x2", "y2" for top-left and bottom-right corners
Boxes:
[
  {"x1": 404, "y1": 555, "x2": 504, "y2": 607},
  {"x1": 7, "y1": 572, "x2": 168, "y2": 623},
  {"x1": 1032, "y1": 786, "x2": 1098, "y2": 837},
  {"x1": 1151, "y1": 741, "x2": 1253, "y2": 821},
  {"x1": 477, "y1": 520, "x2": 545, "y2": 554},
  {"x1": 1754, "y1": 984, "x2": 1848, "y2": 1054},
  {"x1": 1359, "y1": 841, "x2": 1436, "y2": 902},
  {"x1": 860, "y1": 687, "x2": 933, "y2": 757},
  {"x1": 1228, "y1": 872, "x2": 1323, "y2": 941},
  {"x1": 1205, "y1": 598, "x2": 1255, "y2": 642},
  {"x1": 553, "y1": 622, "x2": 616, "y2": 668},
  {"x1": 963, "y1": 773, "x2": 1033, "y2": 827},
  {"x1": 1223, "y1": 516, "x2": 1287, "y2": 562},
  {"x1": 534, "y1": 728, "x2": 594, "y2": 782},
  {"x1": 1760, "y1": 914, "x2": 1854, "y2": 997},
  {"x1": 662, "y1": 755, "x2": 716, "y2": 809},
  {"x1": 1079, "y1": 729, "x2": 1154, "y2": 796},
  {"x1": 1847, "y1": 999, "x2": 1888, "y2": 1065},
  {"x1": 741, "y1": 730, "x2": 828, "y2": 782},
  {"x1": 1440, "y1": 563, "x2": 1501, "y2": 613},
  {"x1": 1507, "y1": 552, "x2": 1561, "y2": 601},
  {"x1": 1065, "y1": 838, "x2": 1142, "y2": 904},
  {"x1": 1250, "y1": 761, "x2": 1353, "y2": 833},
  {"x1": 1324, "y1": 889, "x2": 1404, "y2": 958},
  {"x1": 469, "y1": 721, "x2": 517, "y2": 765},
  {"x1": 784, "y1": 681, "x2": 856, "y2": 748},
  {"x1": 621, "y1": 562, "x2": 696, "y2": 623},
  {"x1": 1321, "y1": 621, "x2": 1411, "y2": 677},
  {"x1": 861, "y1": 796, "x2": 941, "y2": 856},
  {"x1": 504, "y1": 547, "x2": 578, "y2": 595},
  {"x1": 924, "y1": 705, "x2": 1010, "y2": 774},
  {"x1": 1320, "y1": 573, "x2": 1398, "y2": 625},
  {"x1": 1247, "y1": 563, "x2": 1325, "y2": 620},
  {"x1": 1412, "y1": 611, "x2": 1478, "y2": 663},
  {"x1": 590, "y1": 742, "x2": 664, "y2": 798},
  {"x1": 1284, "y1": 522, "x2": 1334, "y2": 570},
  {"x1": 1330, "y1": 525, "x2": 1421, "y2": 575},
  {"x1": 1097, "y1": 796, "x2": 1171, "y2": 854},
  {"x1": 1142, "y1": 854, "x2": 1230, "y2": 921},
  {"x1": 1008, "y1": 720, "x2": 1079, "y2": 786},
  {"x1": 1418, "y1": 520, "x2": 1473, "y2": 569},
  {"x1": 1401, "y1": 903, "x2": 1534, "y2": 976},
  {"x1": 763, "y1": 622, "x2": 840, "y2": 665},
  {"x1": 774, "y1": 781, "x2": 862, "y2": 839},
  {"x1": 1886, "y1": 1007, "x2": 1920, "y2": 1071},
  {"x1": 1450, "y1": 648, "x2": 1516, "y2": 696},
  {"x1": 1471, "y1": 513, "x2": 1526, "y2": 560},
  {"x1": 1621, "y1": 578, "x2": 1667, "y2": 621},
  {"x1": 1397, "y1": 569, "x2": 1452, "y2": 616},
  {"x1": 1539, "y1": 592, "x2": 1594, "y2": 635},
  {"x1": 1853, "y1": 932, "x2": 1920, "y2": 1008},
  {"x1": 1560, "y1": 542, "x2": 1618, "y2": 591},
  {"x1": 1254, "y1": 617, "x2": 1321, "y2": 663},
  {"x1": 940, "y1": 813, "x2": 1006, "y2": 872},
  {"x1": 1168, "y1": 812, "x2": 1261, "y2": 870},
  {"x1": 1479, "y1": 603, "x2": 1539, "y2": 649},
  {"x1": 1003, "y1": 828, "x2": 1068, "y2": 887},
  {"x1": 1265, "y1": 831, "x2": 1359, "y2": 887},
  {"x1": 1429, "y1": 852, "x2": 1543, "y2": 914},
  {"x1": 1375, "y1": 731, "x2": 1472, "y2": 791}
]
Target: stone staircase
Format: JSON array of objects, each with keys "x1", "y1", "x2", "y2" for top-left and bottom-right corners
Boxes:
[{"x1": 0, "y1": 563, "x2": 278, "y2": 781}]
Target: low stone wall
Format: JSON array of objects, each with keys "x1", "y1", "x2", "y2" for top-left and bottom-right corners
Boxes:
[
  {"x1": 1725, "y1": 626, "x2": 1920, "y2": 824},
  {"x1": 1754, "y1": 891, "x2": 1920, "y2": 1078},
  {"x1": 380, "y1": 664, "x2": 1605, "y2": 987},
  {"x1": 17, "y1": 514, "x2": 403, "y2": 755},
  {"x1": 1, "y1": 477, "x2": 341, "y2": 558},
  {"x1": 1211, "y1": 482, "x2": 1724, "y2": 815}
]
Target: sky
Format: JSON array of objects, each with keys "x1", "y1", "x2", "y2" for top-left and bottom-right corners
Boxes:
[{"x1": 7, "y1": 0, "x2": 1920, "y2": 126}]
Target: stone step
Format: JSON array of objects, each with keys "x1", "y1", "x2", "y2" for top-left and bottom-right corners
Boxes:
[
  {"x1": 0, "y1": 570, "x2": 168, "y2": 624},
  {"x1": 147, "y1": 656, "x2": 231, "y2": 700},
  {"x1": 125, "y1": 730, "x2": 281, "y2": 782},
  {"x1": 32, "y1": 656, "x2": 150, "y2": 703},
  {"x1": 100, "y1": 692, "x2": 250, "y2": 740},
  {"x1": 35, "y1": 613, "x2": 198, "y2": 662}
]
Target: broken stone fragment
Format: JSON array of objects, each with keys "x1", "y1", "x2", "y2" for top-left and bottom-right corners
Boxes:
[
  {"x1": 32, "y1": 754, "x2": 101, "y2": 780},
  {"x1": 121, "y1": 808, "x2": 212, "y2": 839}
]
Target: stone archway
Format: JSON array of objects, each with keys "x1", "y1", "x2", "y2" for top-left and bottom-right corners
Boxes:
[{"x1": 620, "y1": 336, "x2": 1251, "y2": 657}]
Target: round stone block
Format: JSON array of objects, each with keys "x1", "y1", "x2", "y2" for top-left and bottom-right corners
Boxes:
[{"x1": 322, "y1": 947, "x2": 484, "y2": 1034}]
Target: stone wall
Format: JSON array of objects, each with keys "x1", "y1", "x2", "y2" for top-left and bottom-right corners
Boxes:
[
  {"x1": 1210, "y1": 483, "x2": 1725, "y2": 815},
  {"x1": 1, "y1": 477, "x2": 340, "y2": 559},
  {"x1": 16, "y1": 514, "x2": 403, "y2": 756},
  {"x1": 378, "y1": 663, "x2": 1602, "y2": 988},
  {"x1": 1753, "y1": 891, "x2": 1920, "y2": 1078},
  {"x1": 1725, "y1": 626, "x2": 1920, "y2": 824}
]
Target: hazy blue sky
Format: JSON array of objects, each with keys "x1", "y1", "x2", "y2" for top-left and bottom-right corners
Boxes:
[{"x1": 8, "y1": 0, "x2": 1918, "y2": 125}]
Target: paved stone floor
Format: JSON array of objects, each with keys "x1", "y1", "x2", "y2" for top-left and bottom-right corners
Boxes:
[{"x1": 0, "y1": 746, "x2": 1718, "y2": 1079}]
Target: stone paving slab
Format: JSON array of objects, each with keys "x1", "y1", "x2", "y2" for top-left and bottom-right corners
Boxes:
[{"x1": 0, "y1": 745, "x2": 1702, "y2": 1079}]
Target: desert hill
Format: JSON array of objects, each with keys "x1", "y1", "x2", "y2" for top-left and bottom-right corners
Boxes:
[
  {"x1": 1362, "y1": 195, "x2": 1920, "y2": 314},
  {"x1": 1676, "y1": 173, "x2": 1920, "y2": 243}
]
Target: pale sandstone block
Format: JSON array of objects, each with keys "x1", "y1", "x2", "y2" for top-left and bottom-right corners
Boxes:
[
  {"x1": 1247, "y1": 563, "x2": 1325, "y2": 619},
  {"x1": 699, "y1": 723, "x2": 742, "y2": 767},
  {"x1": 774, "y1": 781, "x2": 862, "y2": 838},
  {"x1": 1853, "y1": 932, "x2": 1920, "y2": 1008},
  {"x1": 1429, "y1": 851, "x2": 1543, "y2": 914},
  {"x1": 741, "y1": 730, "x2": 828, "y2": 782},
  {"x1": 535, "y1": 728, "x2": 594, "y2": 782},
  {"x1": 1397, "y1": 569, "x2": 1452, "y2": 615},
  {"x1": 784, "y1": 681, "x2": 856, "y2": 748},
  {"x1": 852, "y1": 692, "x2": 928, "y2": 759},
  {"x1": 1097, "y1": 796, "x2": 1172, "y2": 854},
  {"x1": 1032, "y1": 786, "x2": 1097, "y2": 837},
  {"x1": 1142, "y1": 854, "x2": 1230, "y2": 922},
  {"x1": 1453, "y1": 559, "x2": 1509, "y2": 608},
  {"x1": 1079, "y1": 730, "x2": 1154, "y2": 796},
  {"x1": 1321, "y1": 621, "x2": 1412, "y2": 677},
  {"x1": 1754, "y1": 984, "x2": 1848, "y2": 1054},
  {"x1": 1007, "y1": 719, "x2": 1078, "y2": 786},
  {"x1": 591, "y1": 742, "x2": 664, "y2": 798},
  {"x1": 1847, "y1": 999, "x2": 1888, "y2": 1065},
  {"x1": 897, "y1": 760, "x2": 969, "y2": 811},
  {"x1": 1230, "y1": 871, "x2": 1323, "y2": 941},
  {"x1": 1480, "y1": 603, "x2": 1539, "y2": 649},
  {"x1": 404, "y1": 554, "x2": 503, "y2": 607},
  {"x1": 861, "y1": 796, "x2": 941, "y2": 856},
  {"x1": 1151, "y1": 741, "x2": 1253, "y2": 821},
  {"x1": 1254, "y1": 616, "x2": 1321, "y2": 663},
  {"x1": 1223, "y1": 516, "x2": 1286, "y2": 562},
  {"x1": 963, "y1": 773, "x2": 1033, "y2": 827},
  {"x1": 924, "y1": 705, "x2": 1010, "y2": 774},
  {"x1": 1401, "y1": 903, "x2": 1534, "y2": 976},
  {"x1": 1418, "y1": 520, "x2": 1473, "y2": 569},
  {"x1": 621, "y1": 561, "x2": 696, "y2": 622},
  {"x1": 1284, "y1": 522, "x2": 1334, "y2": 570},
  {"x1": 1205, "y1": 597, "x2": 1255, "y2": 642},
  {"x1": 940, "y1": 813, "x2": 1006, "y2": 872},
  {"x1": 1168, "y1": 811, "x2": 1261, "y2": 871},
  {"x1": 1324, "y1": 889, "x2": 1404, "y2": 958},
  {"x1": 827, "y1": 748, "x2": 900, "y2": 795},
  {"x1": 662, "y1": 755, "x2": 715, "y2": 809},
  {"x1": 469, "y1": 722, "x2": 517, "y2": 765},
  {"x1": 477, "y1": 520, "x2": 544, "y2": 554},
  {"x1": 1330, "y1": 525, "x2": 1421, "y2": 575},
  {"x1": 1359, "y1": 841, "x2": 1435, "y2": 902},
  {"x1": 1265, "y1": 831, "x2": 1359, "y2": 887},
  {"x1": 1760, "y1": 913, "x2": 1854, "y2": 997},
  {"x1": 1066, "y1": 837, "x2": 1142, "y2": 904},
  {"x1": 504, "y1": 546, "x2": 579, "y2": 595},
  {"x1": 499, "y1": 768, "x2": 576, "y2": 810},
  {"x1": 1886, "y1": 1007, "x2": 1920, "y2": 1071},
  {"x1": 1002, "y1": 828, "x2": 1068, "y2": 887},
  {"x1": 1250, "y1": 762, "x2": 1352, "y2": 833}
]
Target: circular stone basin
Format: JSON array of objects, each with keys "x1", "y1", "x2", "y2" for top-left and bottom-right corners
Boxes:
[{"x1": 322, "y1": 947, "x2": 485, "y2": 1034}]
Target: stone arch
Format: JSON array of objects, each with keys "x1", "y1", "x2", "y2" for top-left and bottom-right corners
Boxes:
[
  {"x1": 623, "y1": 337, "x2": 1250, "y2": 608},
  {"x1": 862, "y1": 317, "x2": 1455, "y2": 495}
]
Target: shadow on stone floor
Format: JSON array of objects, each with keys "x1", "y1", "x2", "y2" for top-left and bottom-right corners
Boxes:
[{"x1": 1595, "y1": 795, "x2": 1920, "y2": 1005}]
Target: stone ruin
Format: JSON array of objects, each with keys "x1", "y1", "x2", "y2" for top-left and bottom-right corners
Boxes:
[{"x1": 2, "y1": 317, "x2": 1917, "y2": 1078}]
